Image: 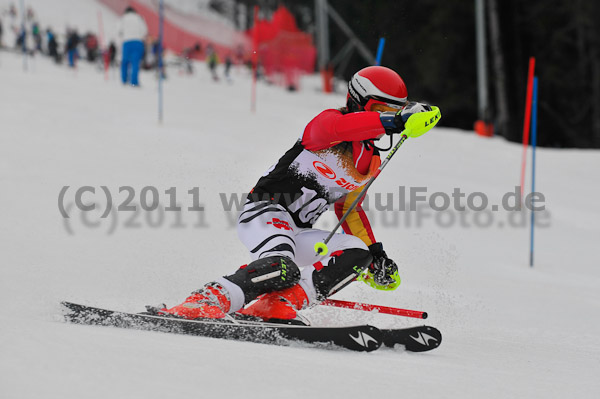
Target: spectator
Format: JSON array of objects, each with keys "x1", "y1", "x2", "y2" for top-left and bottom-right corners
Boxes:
[
  {"x1": 206, "y1": 43, "x2": 219, "y2": 81},
  {"x1": 0, "y1": 17, "x2": 3, "y2": 48},
  {"x1": 5, "y1": 3, "x2": 19, "y2": 49},
  {"x1": 84, "y1": 32, "x2": 99, "y2": 62},
  {"x1": 65, "y1": 28, "x2": 80, "y2": 68},
  {"x1": 23, "y1": 5, "x2": 35, "y2": 53},
  {"x1": 150, "y1": 39, "x2": 166, "y2": 79},
  {"x1": 234, "y1": 44, "x2": 244, "y2": 64},
  {"x1": 181, "y1": 42, "x2": 202, "y2": 74},
  {"x1": 32, "y1": 21, "x2": 41, "y2": 51},
  {"x1": 141, "y1": 36, "x2": 156, "y2": 70},
  {"x1": 16, "y1": 24, "x2": 25, "y2": 51},
  {"x1": 108, "y1": 41, "x2": 117, "y2": 66},
  {"x1": 224, "y1": 54, "x2": 233, "y2": 82},
  {"x1": 118, "y1": 6, "x2": 148, "y2": 87},
  {"x1": 46, "y1": 28, "x2": 60, "y2": 63},
  {"x1": 150, "y1": 38, "x2": 160, "y2": 69}
]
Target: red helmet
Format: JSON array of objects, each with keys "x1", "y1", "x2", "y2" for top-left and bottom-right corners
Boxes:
[{"x1": 347, "y1": 66, "x2": 408, "y2": 112}]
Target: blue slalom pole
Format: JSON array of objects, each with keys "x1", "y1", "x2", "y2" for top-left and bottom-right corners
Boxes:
[
  {"x1": 375, "y1": 38, "x2": 385, "y2": 66},
  {"x1": 158, "y1": 0, "x2": 164, "y2": 124},
  {"x1": 529, "y1": 77, "x2": 538, "y2": 267}
]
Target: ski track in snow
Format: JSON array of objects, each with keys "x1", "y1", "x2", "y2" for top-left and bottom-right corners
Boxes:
[{"x1": 1, "y1": 1, "x2": 600, "y2": 398}]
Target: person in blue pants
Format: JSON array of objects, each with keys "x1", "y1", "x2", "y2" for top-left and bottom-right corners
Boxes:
[
  {"x1": 118, "y1": 7, "x2": 148, "y2": 86},
  {"x1": 66, "y1": 29, "x2": 80, "y2": 68},
  {"x1": 121, "y1": 40, "x2": 144, "y2": 86}
]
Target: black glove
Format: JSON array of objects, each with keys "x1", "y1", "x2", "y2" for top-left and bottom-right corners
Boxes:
[
  {"x1": 379, "y1": 101, "x2": 433, "y2": 134},
  {"x1": 367, "y1": 242, "x2": 400, "y2": 287}
]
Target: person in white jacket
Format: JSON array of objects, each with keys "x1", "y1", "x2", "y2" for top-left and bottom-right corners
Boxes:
[{"x1": 118, "y1": 6, "x2": 147, "y2": 86}]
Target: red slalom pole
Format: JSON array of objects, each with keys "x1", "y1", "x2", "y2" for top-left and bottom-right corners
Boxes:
[
  {"x1": 520, "y1": 57, "x2": 536, "y2": 201},
  {"x1": 321, "y1": 299, "x2": 428, "y2": 319}
]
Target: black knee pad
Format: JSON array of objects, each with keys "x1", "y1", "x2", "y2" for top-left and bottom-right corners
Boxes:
[
  {"x1": 312, "y1": 248, "x2": 373, "y2": 300},
  {"x1": 224, "y1": 256, "x2": 301, "y2": 303}
]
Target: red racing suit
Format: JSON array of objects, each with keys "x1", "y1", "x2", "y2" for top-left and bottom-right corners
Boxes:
[{"x1": 249, "y1": 109, "x2": 387, "y2": 247}]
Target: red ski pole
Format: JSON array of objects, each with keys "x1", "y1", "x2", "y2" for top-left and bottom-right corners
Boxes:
[{"x1": 321, "y1": 299, "x2": 428, "y2": 319}]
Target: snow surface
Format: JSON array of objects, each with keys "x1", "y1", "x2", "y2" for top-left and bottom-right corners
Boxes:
[{"x1": 1, "y1": 2, "x2": 600, "y2": 398}]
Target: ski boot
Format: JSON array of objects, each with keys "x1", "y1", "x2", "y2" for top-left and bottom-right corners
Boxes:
[
  {"x1": 236, "y1": 284, "x2": 309, "y2": 325},
  {"x1": 159, "y1": 283, "x2": 231, "y2": 319}
]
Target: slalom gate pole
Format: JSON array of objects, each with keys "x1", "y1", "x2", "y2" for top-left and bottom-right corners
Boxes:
[
  {"x1": 529, "y1": 76, "x2": 539, "y2": 267},
  {"x1": 315, "y1": 133, "x2": 408, "y2": 254},
  {"x1": 321, "y1": 299, "x2": 428, "y2": 319},
  {"x1": 158, "y1": 0, "x2": 164, "y2": 124},
  {"x1": 375, "y1": 38, "x2": 385, "y2": 66},
  {"x1": 520, "y1": 57, "x2": 536, "y2": 201}
]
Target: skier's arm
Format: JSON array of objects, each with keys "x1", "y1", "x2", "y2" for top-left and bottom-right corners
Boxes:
[
  {"x1": 379, "y1": 102, "x2": 434, "y2": 134},
  {"x1": 363, "y1": 243, "x2": 401, "y2": 290},
  {"x1": 302, "y1": 110, "x2": 387, "y2": 151}
]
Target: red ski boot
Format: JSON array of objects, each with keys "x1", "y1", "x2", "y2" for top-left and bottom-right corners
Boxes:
[
  {"x1": 237, "y1": 284, "x2": 309, "y2": 323},
  {"x1": 160, "y1": 283, "x2": 231, "y2": 319}
]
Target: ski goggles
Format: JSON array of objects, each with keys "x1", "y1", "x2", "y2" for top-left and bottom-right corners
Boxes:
[{"x1": 368, "y1": 101, "x2": 404, "y2": 113}]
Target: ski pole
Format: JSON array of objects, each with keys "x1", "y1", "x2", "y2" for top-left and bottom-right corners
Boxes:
[
  {"x1": 314, "y1": 106, "x2": 441, "y2": 255},
  {"x1": 314, "y1": 134, "x2": 407, "y2": 255},
  {"x1": 321, "y1": 299, "x2": 427, "y2": 319}
]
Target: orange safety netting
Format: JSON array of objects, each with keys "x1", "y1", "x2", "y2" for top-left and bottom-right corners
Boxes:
[{"x1": 246, "y1": 6, "x2": 317, "y2": 89}]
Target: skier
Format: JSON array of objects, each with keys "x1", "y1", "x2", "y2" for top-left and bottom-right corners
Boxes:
[
  {"x1": 161, "y1": 66, "x2": 434, "y2": 323},
  {"x1": 118, "y1": 6, "x2": 147, "y2": 86},
  {"x1": 206, "y1": 43, "x2": 219, "y2": 81}
]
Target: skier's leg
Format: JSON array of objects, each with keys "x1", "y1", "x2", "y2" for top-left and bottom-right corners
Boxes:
[
  {"x1": 216, "y1": 255, "x2": 300, "y2": 311},
  {"x1": 294, "y1": 230, "x2": 372, "y2": 302},
  {"x1": 161, "y1": 200, "x2": 302, "y2": 319},
  {"x1": 236, "y1": 200, "x2": 297, "y2": 261},
  {"x1": 239, "y1": 230, "x2": 372, "y2": 321},
  {"x1": 217, "y1": 200, "x2": 301, "y2": 312},
  {"x1": 160, "y1": 253, "x2": 302, "y2": 320}
]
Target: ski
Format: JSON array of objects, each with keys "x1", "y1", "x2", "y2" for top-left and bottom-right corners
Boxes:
[
  {"x1": 61, "y1": 302, "x2": 441, "y2": 352},
  {"x1": 381, "y1": 326, "x2": 442, "y2": 352}
]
